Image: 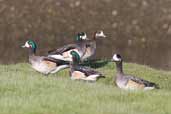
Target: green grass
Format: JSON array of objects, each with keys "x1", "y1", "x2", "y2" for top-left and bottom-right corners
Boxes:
[{"x1": 0, "y1": 61, "x2": 171, "y2": 114}]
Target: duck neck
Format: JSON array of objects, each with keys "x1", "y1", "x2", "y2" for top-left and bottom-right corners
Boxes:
[
  {"x1": 90, "y1": 32, "x2": 97, "y2": 48},
  {"x1": 70, "y1": 60, "x2": 78, "y2": 71},
  {"x1": 92, "y1": 32, "x2": 97, "y2": 41},
  {"x1": 28, "y1": 47, "x2": 36, "y2": 57},
  {"x1": 115, "y1": 61, "x2": 124, "y2": 75}
]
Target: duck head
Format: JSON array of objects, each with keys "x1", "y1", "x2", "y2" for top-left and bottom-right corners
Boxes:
[
  {"x1": 75, "y1": 32, "x2": 88, "y2": 41},
  {"x1": 22, "y1": 40, "x2": 37, "y2": 53},
  {"x1": 70, "y1": 50, "x2": 81, "y2": 63},
  {"x1": 112, "y1": 54, "x2": 123, "y2": 73},
  {"x1": 94, "y1": 30, "x2": 106, "y2": 39},
  {"x1": 112, "y1": 54, "x2": 122, "y2": 62}
]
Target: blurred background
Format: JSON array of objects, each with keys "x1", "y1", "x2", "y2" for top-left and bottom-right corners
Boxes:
[{"x1": 0, "y1": 0, "x2": 171, "y2": 70}]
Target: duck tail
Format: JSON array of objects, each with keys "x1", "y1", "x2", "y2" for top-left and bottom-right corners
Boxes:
[
  {"x1": 85, "y1": 74, "x2": 105, "y2": 81},
  {"x1": 145, "y1": 82, "x2": 160, "y2": 90},
  {"x1": 96, "y1": 73, "x2": 105, "y2": 80},
  {"x1": 100, "y1": 73, "x2": 105, "y2": 78},
  {"x1": 154, "y1": 83, "x2": 160, "y2": 89},
  {"x1": 149, "y1": 82, "x2": 160, "y2": 89}
]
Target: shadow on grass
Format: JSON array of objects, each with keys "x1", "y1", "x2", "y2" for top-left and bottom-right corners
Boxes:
[{"x1": 81, "y1": 59, "x2": 110, "y2": 68}]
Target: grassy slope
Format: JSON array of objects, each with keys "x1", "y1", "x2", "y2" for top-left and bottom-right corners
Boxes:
[{"x1": 0, "y1": 61, "x2": 170, "y2": 114}]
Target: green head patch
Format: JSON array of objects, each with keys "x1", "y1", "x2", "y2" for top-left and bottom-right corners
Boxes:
[
  {"x1": 22, "y1": 40, "x2": 37, "y2": 53},
  {"x1": 70, "y1": 50, "x2": 80, "y2": 62},
  {"x1": 27, "y1": 40, "x2": 37, "y2": 49},
  {"x1": 75, "y1": 32, "x2": 87, "y2": 41}
]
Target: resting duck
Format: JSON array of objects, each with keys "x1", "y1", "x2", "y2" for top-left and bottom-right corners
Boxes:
[
  {"x1": 112, "y1": 54, "x2": 159, "y2": 90},
  {"x1": 48, "y1": 32, "x2": 88, "y2": 62},
  {"x1": 81, "y1": 30, "x2": 106, "y2": 61},
  {"x1": 69, "y1": 50, "x2": 105, "y2": 81},
  {"x1": 22, "y1": 40, "x2": 69, "y2": 75}
]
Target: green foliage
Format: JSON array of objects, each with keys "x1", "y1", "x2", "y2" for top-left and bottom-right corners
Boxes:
[{"x1": 0, "y1": 62, "x2": 170, "y2": 114}]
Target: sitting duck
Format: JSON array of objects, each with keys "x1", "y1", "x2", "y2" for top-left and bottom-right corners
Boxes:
[
  {"x1": 69, "y1": 50, "x2": 105, "y2": 82},
  {"x1": 22, "y1": 40, "x2": 69, "y2": 75},
  {"x1": 112, "y1": 53, "x2": 159, "y2": 90}
]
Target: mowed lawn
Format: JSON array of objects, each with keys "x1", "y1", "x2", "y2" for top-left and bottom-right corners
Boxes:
[{"x1": 0, "y1": 61, "x2": 170, "y2": 114}]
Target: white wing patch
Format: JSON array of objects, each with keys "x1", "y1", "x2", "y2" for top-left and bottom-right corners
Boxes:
[{"x1": 48, "y1": 54, "x2": 72, "y2": 61}]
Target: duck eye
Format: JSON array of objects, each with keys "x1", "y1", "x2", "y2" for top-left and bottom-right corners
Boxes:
[
  {"x1": 82, "y1": 32, "x2": 85, "y2": 36},
  {"x1": 29, "y1": 44, "x2": 32, "y2": 47},
  {"x1": 116, "y1": 54, "x2": 121, "y2": 59}
]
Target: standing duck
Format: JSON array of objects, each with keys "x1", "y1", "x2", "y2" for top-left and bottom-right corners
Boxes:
[
  {"x1": 48, "y1": 32, "x2": 89, "y2": 62},
  {"x1": 81, "y1": 30, "x2": 106, "y2": 61},
  {"x1": 69, "y1": 50, "x2": 105, "y2": 81},
  {"x1": 22, "y1": 40, "x2": 69, "y2": 75},
  {"x1": 112, "y1": 54, "x2": 159, "y2": 90}
]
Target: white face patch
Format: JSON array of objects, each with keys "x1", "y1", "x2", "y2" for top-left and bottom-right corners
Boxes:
[
  {"x1": 22, "y1": 41, "x2": 30, "y2": 48},
  {"x1": 95, "y1": 31, "x2": 106, "y2": 38},
  {"x1": 80, "y1": 33, "x2": 87, "y2": 40},
  {"x1": 112, "y1": 54, "x2": 121, "y2": 61}
]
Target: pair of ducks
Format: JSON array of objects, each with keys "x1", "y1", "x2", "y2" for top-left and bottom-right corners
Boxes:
[
  {"x1": 22, "y1": 31, "x2": 159, "y2": 90},
  {"x1": 47, "y1": 31, "x2": 106, "y2": 61}
]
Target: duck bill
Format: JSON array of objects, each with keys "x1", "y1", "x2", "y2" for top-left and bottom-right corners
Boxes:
[
  {"x1": 21, "y1": 45, "x2": 26, "y2": 48},
  {"x1": 103, "y1": 35, "x2": 107, "y2": 38},
  {"x1": 102, "y1": 33, "x2": 107, "y2": 38}
]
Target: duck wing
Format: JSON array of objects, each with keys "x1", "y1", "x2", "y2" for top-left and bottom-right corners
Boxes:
[
  {"x1": 43, "y1": 57, "x2": 69, "y2": 65},
  {"x1": 48, "y1": 44, "x2": 78, "y2": 55},
  {"x1": 126, "y1": 75, "x2": 159, "y2": 89},
  {"x1": 74, "y1": 65, "x2": 103, "y2": 77}
]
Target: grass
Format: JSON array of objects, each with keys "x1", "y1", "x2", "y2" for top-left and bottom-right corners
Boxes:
[{"x1": 0, "y1": 61, "x2": 171, "y2": 114}]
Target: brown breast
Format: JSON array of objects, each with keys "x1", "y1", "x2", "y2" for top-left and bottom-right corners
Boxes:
[
  {"x1": 72, "y1": 71, "x2": 86, "y2": 79},
  {"x1": 42, "y1": 60, "x2": 56, "y2": 69}
]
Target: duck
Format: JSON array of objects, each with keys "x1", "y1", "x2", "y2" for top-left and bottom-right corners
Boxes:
[
  {"x1": 80, "y1": 30, "x2": 106, "y2": 61},
  {"x1": 112, "y1": 53, "x2": 159, "y2": 90},
  {"x1": 47, "y1": 32, "x2": 89, "y2": 62},
  {"x1": 69, "y1": 50, "x2": 105, "y2": 81},
  {"x1": 22, "y1": 40, "x2": 69, "y2": 75}
]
